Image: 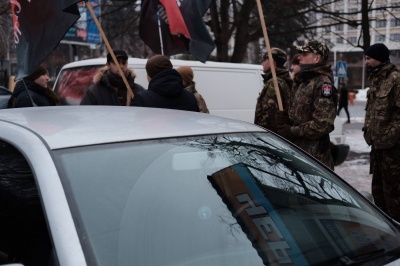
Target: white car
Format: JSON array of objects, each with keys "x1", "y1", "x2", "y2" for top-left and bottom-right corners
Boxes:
[
  {"x1": 0, "y1": 106, "x2": 398, "y2": 266},
  {"x1": 52, "y1": 58, "x2": 349, "y2": 166}
]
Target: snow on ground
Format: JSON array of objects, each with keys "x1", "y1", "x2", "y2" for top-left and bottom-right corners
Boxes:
[{"x1": 334, "y1": 93, "x2": 371, "y2": 193}]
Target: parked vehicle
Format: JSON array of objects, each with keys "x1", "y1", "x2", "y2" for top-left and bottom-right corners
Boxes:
[
  {"x1": 0, "y1": 106, "x2": 398, "y2": 266},
  {"x1": 53, "y1": 58, "x2": 349, "y2": 165}
]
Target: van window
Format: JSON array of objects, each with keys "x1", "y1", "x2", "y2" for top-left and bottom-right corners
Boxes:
[{"x1": 54, "y1": 66, "x2": 101, "y2": 105}]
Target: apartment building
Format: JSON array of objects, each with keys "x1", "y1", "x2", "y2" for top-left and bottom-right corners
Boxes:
[{"x1": 312, "y1": 0, "x2": 400, "y2": 89}]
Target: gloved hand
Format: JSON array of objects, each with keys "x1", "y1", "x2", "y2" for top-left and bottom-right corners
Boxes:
[
  {"x1": 277, "y1": 124, "x2": 292, "y2": 140},
  {"x1": 276, "y1": 111, "x2": 289, "y2": 125}
]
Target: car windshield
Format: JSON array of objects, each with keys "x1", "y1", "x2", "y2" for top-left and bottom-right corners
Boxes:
[{"x1": 54, "y1": 132, "x2": 400, "y2": 266}]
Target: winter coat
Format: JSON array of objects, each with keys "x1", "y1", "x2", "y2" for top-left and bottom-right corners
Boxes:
[
  {"x1": 8, "y1": 79, "x2": 58, "y2": 108},
  {"x1": 254, "y1": 68, "x2": 293, "y2": 132},
  {"x1": 80, "y1": 67, "x2": 144, "y2": 106},
  {"x1": 338, "y1": 87, "x2": 349, "y2": 106},
  {"x1": 132, "y1": 69, "x2": 199, "y2": 112},
  {"x1": 184, "y1": 82, "x2": 209, "y2": 113},
  {"x1": 364, "y1": 62, "x2": 400, "y2": 149},
  {"x1": 289, "y1": 64, "x2": 338, "y2": 169}
]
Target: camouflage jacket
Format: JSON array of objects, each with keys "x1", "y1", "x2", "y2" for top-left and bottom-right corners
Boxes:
[
  {"x1": 364, "y1": 62, "x2": 400, "y2": 149},
  {"x1": 184, "y1": 82, "x2": 209, "y2": 113},
  {"x1": 254, "y1": 68, "x2": 293, "y2": 132},
  {"x1": 289, "y1": 64, "x2": 338, "y2": 168}
]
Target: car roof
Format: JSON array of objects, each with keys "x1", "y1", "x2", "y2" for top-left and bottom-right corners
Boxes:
[
  {"x1": 0, "y1": 106, "x2": 264, "y2": 150},
  {"x1": 59, "y1": 57, "x2": 263, "y2": 71}
]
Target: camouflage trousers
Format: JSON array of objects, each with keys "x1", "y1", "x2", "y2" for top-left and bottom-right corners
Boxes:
[{"x1": 371, "y1": 144, "x2": 400, "y2": 222}]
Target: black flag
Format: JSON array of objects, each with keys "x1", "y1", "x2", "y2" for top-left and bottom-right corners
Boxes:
[
  {"x1": 139, "y1": 0, "x2": 215, "y2": 62},
  {"x1": 11, "y1": 0, "x2": 81, "y2": 79}
]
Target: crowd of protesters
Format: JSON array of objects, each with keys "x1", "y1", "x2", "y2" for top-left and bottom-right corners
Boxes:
[{"x1": 6, "y1": 42, "x2": 400, "y2": 224}]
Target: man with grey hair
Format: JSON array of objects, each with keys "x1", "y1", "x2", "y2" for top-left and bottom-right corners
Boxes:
[{"x1": 276, "y1": 40, "x2": 338, "y2": 169}]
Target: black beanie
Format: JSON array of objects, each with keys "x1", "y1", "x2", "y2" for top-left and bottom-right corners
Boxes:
[
  {"x1": 365, "y1": 43, "x2": 390, "y2": 63},
  {"x1": 25, "y1": 65, "x2": 48, "y2": 81}
]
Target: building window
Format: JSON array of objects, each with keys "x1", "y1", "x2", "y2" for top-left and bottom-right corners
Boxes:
[
  {"x1": 348, "y1": 36, "x2": 357, "y2": 43},
  {"x1": 348, "y1": 8, "x2": 358, "y2": 13},
  {"x1": 390, "y1": 33, "x2": 400, "y2": 41},
  {"x1": 376, "y1": 19, "x2": 387, "y2": 28},
  {"x1": 375, "y1": 34, "x2": 386, "y2": 42},
  {"x1": 335, "y1": 24, "x2": 344, "y2": 31},
  {"x1": 391, "y1": 18, "x2": 400, "y2": 27},
  {"x1": 336, "y1": 38, "x2": 344, "y2": 44}
]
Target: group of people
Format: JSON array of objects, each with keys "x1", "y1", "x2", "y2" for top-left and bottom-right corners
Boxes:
[
  {"x1": 8, "y1": 41, "x2": 400, "y2": 222},
  {"x1": 8, "y1": 51, "x2": 209, "y2": 114},
  {"x1": 255, "y1": 40, "x2": 400, "y2": 223},
  {"x1": 255, "y1": 40, "x2": 338, "y2": 170}
]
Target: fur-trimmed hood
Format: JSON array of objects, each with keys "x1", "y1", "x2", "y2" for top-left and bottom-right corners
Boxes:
[{"x1": 92, "y1": 66, "x2": 137, "y2": 84}]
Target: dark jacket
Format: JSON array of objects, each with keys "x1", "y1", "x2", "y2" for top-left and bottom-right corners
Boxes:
[
  {"x1": 132, "y1": 69, "x2": 199, "y2": 112},
  {"x1": 80, "y1": 67, "x2": 144, "y2": 105},
  {"x1": 7, "y1": 79, "x2": 58, "y2": 108},
  {"x1": 338, "y1": 87, "x2": 349, "y2": 106},
  {"x1": 364, "y1": 62, "x2": 400, "y2": 149},
  {"x1": 289, "y1": 64, "x2": 338, "y2": 169},
  {"x1": 254, "y1": 68, "x2": 293, "y2": 133}
]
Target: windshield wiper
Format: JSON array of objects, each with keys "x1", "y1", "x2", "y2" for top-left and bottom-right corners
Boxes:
[{"x1": 340, "y1": 247, "x2": 400, "y2": 265}]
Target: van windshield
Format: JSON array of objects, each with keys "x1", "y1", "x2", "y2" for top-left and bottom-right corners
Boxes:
[{"x1": 53, "y1": 66, "x2": 101, "y2": 105}]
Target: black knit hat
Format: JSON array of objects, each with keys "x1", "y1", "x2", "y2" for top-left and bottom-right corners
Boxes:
[
  {"x1": 25, "y1": 65, "x2": 48, "y2": 81},
  {"x1": 365, "y1": 43, "x2": 390, "y2": 63}
]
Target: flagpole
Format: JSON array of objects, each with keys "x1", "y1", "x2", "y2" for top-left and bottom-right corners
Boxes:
[
  {"x1": 85, "y1": 0, "x2": 134, "y2": 105},
  {"x1": 255, "y1": 0, "x2": 283, "y2": 111},
  {"x1": 157, "y1": 11, "x2": 165, "y2": 55}
]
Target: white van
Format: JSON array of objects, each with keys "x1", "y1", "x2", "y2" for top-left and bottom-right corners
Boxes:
[{"x1": 53, "y1": 58, "x2": 349, "y2": 165}]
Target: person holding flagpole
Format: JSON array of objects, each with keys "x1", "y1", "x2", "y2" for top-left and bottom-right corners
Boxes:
[
  {"x1": 132, "y1": 55, "x2": 199, "y2": 112},
  {"x1": 80, "y1": 50, "x2": 144, "y2": 106},
  {"x1": 254, "y1": 48, "x2": 293, "y2": 134}
]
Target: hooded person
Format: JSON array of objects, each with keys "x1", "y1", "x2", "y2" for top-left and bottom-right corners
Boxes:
[
  {"x1": 7, "y1": 65, "x2": 59, "y2": 108},
  {"x1": 176, "y1": 66, "x2": 209, "y2": 113},
  {"x1": 363, "y1": 43, "x2": 400, "y2": 222},
  {"x1": 131, "y1": 55, "x2": 199, "y2": 112},
  {"x1": 254, "y1": 47, "x2": 293, "y2": 134},
  {"x1": 80, "y1": 50, "x2": 144, "y2": 106}
]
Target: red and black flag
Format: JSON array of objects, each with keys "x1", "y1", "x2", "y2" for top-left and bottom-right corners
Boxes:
[
  {"x1": 10, "y1": 0, "x2": 81, "y2": 79},
  {"x1": 139, "y1": 0, "x2": 215, "y2": 62}
]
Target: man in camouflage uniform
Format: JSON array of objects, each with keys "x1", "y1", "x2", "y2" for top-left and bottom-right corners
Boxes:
[
  {"x1": 254, "y1": 48, "x2": 293, "y2": 133},
  {"x1": 363, "y1": 43, "x2": 400, "y2": 221},
  {"x1": 276, "y1": 40, "x2": 338, "y2": 169}
]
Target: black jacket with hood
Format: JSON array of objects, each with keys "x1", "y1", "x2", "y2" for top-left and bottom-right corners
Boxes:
[
  {"x1": 80, "y1": 67, "x2": 144, "y2": 105},
  {"x1": 132, "y1": 69, "x2": 199, "y2": 112},
  {"x1": 8, "y1": 79, "x2": 58, "y2": 108}
]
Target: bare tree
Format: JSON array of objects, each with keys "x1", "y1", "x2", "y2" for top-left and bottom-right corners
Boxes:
[
  {"x1": 208, "y1": 0, "x2": 306, "y2": 63},
  {"x1": 0, "y1": 2, "x2": 12, "y2": 60},
  {"x1": 299, "y1": 0, "x2": 400, "y2": 51}
]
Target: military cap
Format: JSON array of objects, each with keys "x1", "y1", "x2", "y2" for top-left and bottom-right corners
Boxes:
[
  {"x1": 263, "y1": 48, "x2": 287, "y2": 67},
  {"x1": 296, "y1": 40, "x2": 330, "y2": 61}
]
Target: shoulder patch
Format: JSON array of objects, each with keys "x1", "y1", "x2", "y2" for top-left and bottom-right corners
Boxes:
[{"x1": 321, "y1": 82, "x2": 333, "y2": 97}]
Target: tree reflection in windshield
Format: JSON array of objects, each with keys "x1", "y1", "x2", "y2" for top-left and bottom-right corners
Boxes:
[{"x1": 182, "y1": 133, "x2": 362, "y2": 208}]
